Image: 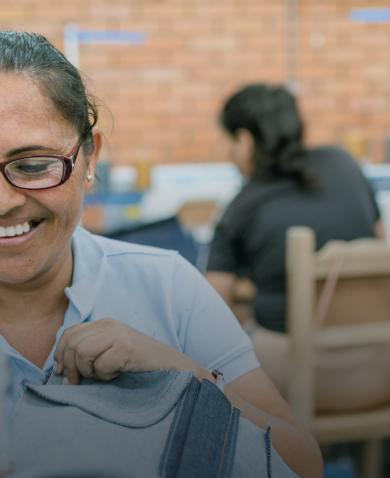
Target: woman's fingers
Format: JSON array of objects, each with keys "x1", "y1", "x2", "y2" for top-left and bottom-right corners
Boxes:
[
  {"x1": 93, "y1": 346, "x2": 123, "y2": 381},
  {"x1": 54, "y1": 319, "x2": 124, "y2": 384},
  {"x1": 62, "y1": 346, "x2": 81, "y2": 385},
  {"x1": 53, "y1": 318, "x2": 173, "y2": 385},
  {"x1": 73, "y1": 334, "x2": 119, "y2": 380},
  {"x1": 54, "y1": 322, "x2": 93, "y2": 375},
  {"x1": 54, "y1": 323, "x2": 106, "y2": 384},
  {"x1": 61, "y1": 333, "x2": 96, "y2": 385}
]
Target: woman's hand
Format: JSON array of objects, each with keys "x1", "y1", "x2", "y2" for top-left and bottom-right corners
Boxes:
[{"x1": 53, "y1": 318, "x2": 186, "y2": 385}]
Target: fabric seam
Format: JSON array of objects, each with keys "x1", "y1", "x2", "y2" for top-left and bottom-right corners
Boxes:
[
  {"x1": 159, "y1": 385, "x2": 188, "y2": 477},
  {"x1": 216, "y1": 403, "x2": 234, "y2": 478},
  {"x1": 266, "y1": 422, "x2": 272, "y2": 478}
]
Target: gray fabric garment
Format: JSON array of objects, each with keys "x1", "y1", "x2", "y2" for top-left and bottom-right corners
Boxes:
[
  {"x1": 234, "y1": 419, "x2": 299, "y2": 478},
  {"x1": 12, "y1": 391, "x2": 173, "y2": 478},
  {"x1": 10, "y1": 370, "x2": 299, "y2": 478},
  {"x1": 26, "y1": 370, "x2": 192, "y2": 428},
  {"x1": 0, "y1": 352, "x2": 11, "y2": 476},
  {"x1": 11, "y1": 370, "x2": 192, "y2": 478}
]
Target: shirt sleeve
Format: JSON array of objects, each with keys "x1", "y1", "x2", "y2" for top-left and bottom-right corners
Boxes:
[
  {"x1": 171, "y1": 253, "x2": 260, "y2": 384},
  {"x1": 342, "y1": 148, "x2": 380, "y2": 222},
  {"x1": 206, "y1": 221, "x2": 241, "y2": 274}
]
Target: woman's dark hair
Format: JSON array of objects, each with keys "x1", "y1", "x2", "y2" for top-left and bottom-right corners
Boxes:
[
  {"x1": 221, "y1": 84, "x2": 318, "y2": 189},
  {"x1": 0, "y1": 31, "x2": 99, "y2": 155}
]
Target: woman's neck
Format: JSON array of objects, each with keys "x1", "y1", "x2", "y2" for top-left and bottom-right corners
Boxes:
[
  {"x1": 0, "y1": 245, "x2": 73, "y2": 323},
  {"x1": 0, "y1": 245, "x2": 73, "y2": 368}
]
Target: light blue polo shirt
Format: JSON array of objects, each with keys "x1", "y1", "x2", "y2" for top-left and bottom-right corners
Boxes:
[{"x1": 2, "y1": 227, "x2": 260, "y2": 420}]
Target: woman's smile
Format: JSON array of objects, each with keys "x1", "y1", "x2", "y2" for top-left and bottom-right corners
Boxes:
[
  {"x1": 0, "y1": 218, "x2": 44, "y2": 245},
  {"x1": 0, "y1": 218, "x2": 43, "y2": 237}
]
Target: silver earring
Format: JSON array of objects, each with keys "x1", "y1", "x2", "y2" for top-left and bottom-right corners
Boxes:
[{"x1": 86, "y1": 174, "x2": 93, "y2": 183}]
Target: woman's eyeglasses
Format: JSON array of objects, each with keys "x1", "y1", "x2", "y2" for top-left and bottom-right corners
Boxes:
[{"x1": 0, "y1": 138, "x2": 83, "y2": 190}]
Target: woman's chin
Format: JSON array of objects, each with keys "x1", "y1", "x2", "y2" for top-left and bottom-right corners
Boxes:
[
  {"x1": 0, "y1": 268, "x2": 43, "y2": 286},
  {"x1": 0, "y1": 236, "x2": 73, "y2": 289},
  {"x1": 0, "y1": 255, "x2": 50, "y2": 286}
]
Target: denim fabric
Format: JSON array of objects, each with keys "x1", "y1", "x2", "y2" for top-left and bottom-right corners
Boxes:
[
  {"x1": 160, "y1": 378, "x2": 240, "y2": 478},
  {"x1": 10, "y1": 370, "x2": 299, "y2": 478},
  {"x1": 266, "y1": 424, "x2": 273, "y2": 477},
  {"x1": 159, "y1": 377, "x2": 299, "y2": 478},
  {"x1": 175, "y1": 380, "x2": 240, "y2": 478},
  {"x1": 159, "y1": 377, "x2": 201, "y2": 478}
]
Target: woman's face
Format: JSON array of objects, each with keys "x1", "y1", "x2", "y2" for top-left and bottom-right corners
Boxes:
[
  {"x1": 0, "y1": 74, "x2": 100, "y2": 286},
  {"x1": 220, "y1": 128, "x2": 255, "y2": 176}
]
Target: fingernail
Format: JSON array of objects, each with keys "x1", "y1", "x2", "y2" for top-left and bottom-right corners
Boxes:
[
  {"x1": 62, "y1": 377, "x2": 70, "y2": 386},
  {"x1": 53, "y1": 361, "x2": 59, "y2": 373}
]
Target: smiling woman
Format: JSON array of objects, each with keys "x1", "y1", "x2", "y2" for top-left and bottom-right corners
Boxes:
[{"x1": 0, "y1": 32, "x2": 322, "y2": 478}]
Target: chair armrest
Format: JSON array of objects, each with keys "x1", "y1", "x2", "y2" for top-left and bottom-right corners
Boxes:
[
  {"x1": 315, "y1": 322, "x2": 390, "y2": 349},
  {"x1": 232, "y1": 278, "x2": 257, "y2": 303}
]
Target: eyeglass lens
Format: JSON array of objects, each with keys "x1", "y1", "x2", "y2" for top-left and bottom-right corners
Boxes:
[{"x1": 5, "y1": 157, "x2": 65, "y2": 189}]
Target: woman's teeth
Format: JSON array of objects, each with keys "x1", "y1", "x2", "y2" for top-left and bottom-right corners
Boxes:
[{"x1": 0, "y1": 222, "x2": 31, "y2": 237}]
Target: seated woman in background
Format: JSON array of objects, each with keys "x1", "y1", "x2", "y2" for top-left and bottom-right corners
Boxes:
[
  {"x1": 206, "y1": 84, "x2": 384, "y2": 409},
  {"x1": 0, "y1": 33, "x2": 322, "y2": 477}
]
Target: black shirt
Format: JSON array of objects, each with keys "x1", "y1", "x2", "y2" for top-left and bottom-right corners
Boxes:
[{"x1": 206, "y1": 146, "x2": 380, "y2": 332}]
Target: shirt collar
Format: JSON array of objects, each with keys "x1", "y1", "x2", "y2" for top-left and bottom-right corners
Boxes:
[
  {"x1": 0, "y1": 227, "x2": 107, "y2": 376},
  {"x1": 64, "y1": 227, "x2": 107, "y2": 325}
]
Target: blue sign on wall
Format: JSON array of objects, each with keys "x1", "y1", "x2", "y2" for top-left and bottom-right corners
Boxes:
[
  {"x1": 77, "y1": 31, "x2": 147, "y2": 45},
  {"x1": 349, "y1": 9, "x2": 390, "y2": 23}
]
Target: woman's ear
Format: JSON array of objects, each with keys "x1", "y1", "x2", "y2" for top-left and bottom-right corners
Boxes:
[{"x1": 84, "y1": 126, "x2": 103, "y2": 190}]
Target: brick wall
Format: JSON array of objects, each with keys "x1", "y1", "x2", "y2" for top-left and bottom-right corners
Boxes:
[{"x1": 1, "y1": 0, "x2": 390, "y2": 165}]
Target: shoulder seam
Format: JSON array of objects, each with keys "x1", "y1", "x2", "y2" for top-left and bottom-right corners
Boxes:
[{"x1": 106, "y1": 250, "x2": 178, "y2": 258}]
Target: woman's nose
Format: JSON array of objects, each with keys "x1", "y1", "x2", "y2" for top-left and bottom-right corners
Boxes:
[{"x1": 0, "y1": 172, "x2": 26, "y2": 215}]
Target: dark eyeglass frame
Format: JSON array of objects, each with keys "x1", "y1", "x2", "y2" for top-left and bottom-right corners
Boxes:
[{"x1": 0, "y1": 138, "x2": 83, "y2": 191}]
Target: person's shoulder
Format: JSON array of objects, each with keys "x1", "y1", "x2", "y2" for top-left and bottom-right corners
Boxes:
[
  {"x1": 226, "y1": 178, "x2": 280, "y2": 209},
  {"x1": 308, "y1": 144, "x2": 364, "y2": 175},
  {"x1": 219, "y1": 177, "x2": 295, "y2": 234},
  {"x1": 308, "y1": 144, "x2": 357, "y2": 164},
  {"x1": 73, "y1": 226, "x2": 178, "y2": 259}
]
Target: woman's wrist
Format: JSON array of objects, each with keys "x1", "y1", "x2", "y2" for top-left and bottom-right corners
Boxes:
[{"x1": 167, "y1": 348, "x2": 215, "y2": 384}]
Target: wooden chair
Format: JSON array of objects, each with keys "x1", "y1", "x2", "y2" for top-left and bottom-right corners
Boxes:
[
  {"x1": 287, "y1": 226, "x2": 390, "y2": 478},
  {"x1": 176, "y1": 200, "x2": 219, "y2": 229}
]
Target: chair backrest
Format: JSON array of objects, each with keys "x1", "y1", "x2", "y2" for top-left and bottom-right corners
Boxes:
[
  {"x1": 177, "y1": 200, "x2": 219, "y2": 228},
  {"x1": 286, "y1": 226, "x2": 390, "y2": 429}
]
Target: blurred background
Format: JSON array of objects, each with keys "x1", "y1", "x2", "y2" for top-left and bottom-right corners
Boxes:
[
  {"x1": 5, "y1": 2, "x2": 390, "y2": 476},
  {"x1": 3, "y1": 1, "x2": 390, "y2": 240},
  {"x1": 3, "y1": 0, "x2": 390, "y2": 164},
  {"x1": 3, "y1": 0, "x2": 390, "y2": 165}
]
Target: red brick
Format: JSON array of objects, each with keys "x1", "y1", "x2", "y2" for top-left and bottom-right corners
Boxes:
[{"x1": 1, "y1": 0, "x2": 389, "y2": 164}]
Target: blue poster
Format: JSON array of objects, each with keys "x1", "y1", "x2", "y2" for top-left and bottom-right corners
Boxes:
[
  {"x1": 77, "y1": 31, "x2": 147, "y2": 45},
  {"x1": 350, "y1": 9, "x2": 390, "y2": 23}
]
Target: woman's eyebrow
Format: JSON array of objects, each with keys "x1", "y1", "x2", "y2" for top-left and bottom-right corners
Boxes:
[{"x1": 6, "y1": 145, "x2": 60, "y2": 157}]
